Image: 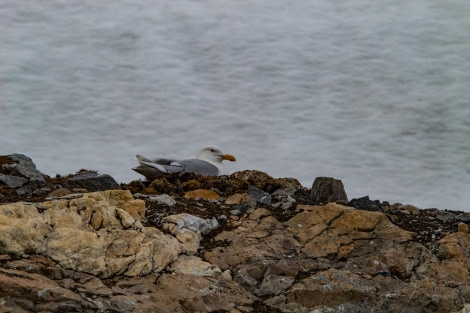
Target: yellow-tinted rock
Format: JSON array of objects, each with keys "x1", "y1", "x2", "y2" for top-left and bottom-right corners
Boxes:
[
  {"x1": 184, "y1": 189, "x2": 220, "y2": 201},
  {"x1": 0, "y1": 203, "x2": 50, "y2": 255},
  {"x1": 458, "y1": 222, "x2": 469, "y2": 234},
  {"x1": 0, "y1": 192, "x2": 182, "y2": 278},
  {"x1": 437, "y1": 232, "x2": 468, "y2": 260}
]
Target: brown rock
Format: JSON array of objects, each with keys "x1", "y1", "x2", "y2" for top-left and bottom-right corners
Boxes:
[
  {"x1": 48, "y1": 187, "x2": 72, "y2": 197},
  {"x1": 437, "y1": 231, "x2": 469, "y2": 260},
  {"x1": 287, "y1": 269, "x2": 377, "y2": 307},
  {"x1": 170, "y1": 255, "x2": 222, "y2": 277},
  {"x1": 0, "y1": 267, "x2": 88, "y2": 311},
  {"x1": 225, "y1": 193, "x2": 257, "y2": 208},
  {"x1": 399, "y1": 279, "x2": 463, "y2": 313},
  {"x1": 160, "y1": 273, "x2": 255, "y2": 312}
]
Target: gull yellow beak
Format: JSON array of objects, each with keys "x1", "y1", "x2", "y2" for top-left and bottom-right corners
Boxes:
[{"x1": 222, "y1": 154, "x2": 236, "y2": 162}]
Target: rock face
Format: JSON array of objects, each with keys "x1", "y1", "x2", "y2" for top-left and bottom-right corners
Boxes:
[
  {"x1": 1, "y1": 193, "x2": 469, "y2": 313},
  {"x1": 0, "y1": 156, "x2": 469, "y2": 312}
]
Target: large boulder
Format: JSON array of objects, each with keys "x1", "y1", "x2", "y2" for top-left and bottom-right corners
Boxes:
[{"x1": 0, "y1": 190, "x2": 179, "y2": 278}]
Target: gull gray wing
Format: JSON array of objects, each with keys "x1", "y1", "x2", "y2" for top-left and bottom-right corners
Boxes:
[
  {"x1": 132, "y1": 156, "x2": 219, "y2": 180},
  {"x1": 177, "y1": 159, "x2": 219, "y2": 176}
]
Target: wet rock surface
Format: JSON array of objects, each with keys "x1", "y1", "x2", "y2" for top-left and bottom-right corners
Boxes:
[{"x1": 1, "y1": 154, "x2": 469, "y2": 312}]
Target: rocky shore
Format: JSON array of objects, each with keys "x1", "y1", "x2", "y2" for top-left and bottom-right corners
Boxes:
[{"x1": 1, "y1": 154, "x2": 469, "y2": 313}]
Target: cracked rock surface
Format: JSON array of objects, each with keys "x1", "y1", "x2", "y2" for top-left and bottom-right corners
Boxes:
[{"x1": 1, "y1": 155, "x2": 470, "y2": 312}]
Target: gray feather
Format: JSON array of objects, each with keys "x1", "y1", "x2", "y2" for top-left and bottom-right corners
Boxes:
[{"x1": 133, "y1": 156, "x2": 218, "y2": 180}]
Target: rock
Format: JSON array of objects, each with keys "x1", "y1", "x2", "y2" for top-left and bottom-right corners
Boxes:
[
  {"x1": 184, "y1": 189, "x2": 220, "y2": 201},
  {"x1": 286, "y1": 269, "x2": 377, "y2": 308},
  {"x1": 229, "y1": 170, "x2": 302, "y2": 192},
  {"x1": 310, "y1": 177, "x2": 348, "y2": 203},
  {"x1": 457, "y1": 212, "x2": 470, "y2": 223},
  {"x1": 349, "y1": 195, "x2": 384, "y2": 212},
  {"x1": 162, "y1": 273, "x2": 255, "y2": 312},
  {"x1": 0, "y1": 254, "x2": 254, "y2": 313},
  {"x1": 0, "y1": 203, "x2": 51, "y2": 255},
  {"x1": 1, "y1": 161, "x2": 470, "y2": 313},
  {"x1": 173, "y1": 229, "x2": 201, "y2": 255},
  {"x1": 2, "y1": 154, "x2": 47, "y2": 186},
  {"x1": 148, "y1": 193, "x2": 176, "y2": 206},
  {"x1": 170, "y1": 255, "x2": 222, "y2": 277},
  {"x1": 15, "y1": 185, "x2": 32, "y2": 198},
  {"x1": 225, "y1": 193, "x2": 257, "y2": 209},
  {"x1": 247, "y1": 185, "x2": 272, "y2": 205},
  {"x1": 255, "y1": 268, "x2": 295, "y2": 297},
  {"x1": 0, "y1": 191, "x2": 181, "y2": 278},
  {"x1": 64, "y1": 171, "x2": 120, "y2": 192},
  {"x1": 164, "y1": 213, "x2": 219, "y2": 235},
  {"x1": 0, "y1": 173, "x2": 27, "y2": 188},
  {"x1": 100, "y1": 190, "x2": 146, "y2": 220},
  {"x1": 48, "y1": 187, "x2": 72, "y2": 198},
  {"x1": 0, "y1": 266, "x2": 90, "y2": 312},
  {"x1": 458, "y1": 222, "x2": 469, "y2": 234},
  {"x1": 436, "y1": 232, "x2": 469, "y2": 260},
  {"x1": 272, "y1": 187, "x2": 297, "y2": 198}
]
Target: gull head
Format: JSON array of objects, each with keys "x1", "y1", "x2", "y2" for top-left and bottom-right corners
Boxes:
[{"x1": 196, "y1": 145, "x2": 236, "y2": 164}]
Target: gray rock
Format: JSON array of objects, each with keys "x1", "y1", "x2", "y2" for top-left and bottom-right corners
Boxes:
[
  {"x1": 247, "y1": 186, "x2": 272, "y2": 205},
  {"x1": 164, "y1": 214, "x2": 219, "y2": 235},
  {"x1": 255, "y1": 272, "x2": 295, "y2": 297},
  {"x1": 310, "y1": 177, "x2": 348, "y2": 203},
  {"x1": 435, "y1": 211, "x2": 457, "y2": 224},
  {"x1": 349, "y1": 196, "x2": 384, "y2": 212},
  {"x1": 234, "y1": 268, "x2": 259, "y2": 292},
  {"x1": 456, "y1": 212, "x2": 470, "y2": 223},
  {"x1": 272, "y1": 187, "x2": 297, "y2": 198},
  {"x1": 5, "y1": 154, "x2": 46, "y2": 185},
  {"x1": 232, "y1": 203, "x2": 251, "y2": 215},
  {"x1": 0, "y1": 173, "x2": 27, "y2": 188},
  {"x1": 148, "y1": 194, "x2": 176, "y2": 206},
  {"x1": 230, "y1": 209, "x2": 242, "y2": 216},
  {"x1": 32, "y1": 189, "x2": 45, "y2": 196},
  {"x1": 15, "y1": 185, "x2": 32, "y2": 198},
  {"x1": 64, "y1": 171, "x2": 120, "y2": 192},
  {"x1": 281, "y1": 202, "x2": 293, "y2": 210}
]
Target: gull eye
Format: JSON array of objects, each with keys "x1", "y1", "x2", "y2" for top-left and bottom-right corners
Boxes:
[{"x1": 210, "y1": 149, "x2": 215, "y2": 152}]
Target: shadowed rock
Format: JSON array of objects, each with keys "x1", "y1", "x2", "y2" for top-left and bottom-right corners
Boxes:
[
  {"x1": 310, "y1": 176, "x2": 348, "y2": 203},
  {"x1": 5, "y1": 154, "x2": 47, "y2": 185},
  {"x1": 349, "y1": 195, "x2": 384, "y2": 212},
  {"x1": 0, "y1": 173, "x2": 27, "y2": 188},
  {"x1": 64, "y1": 171, "x2": 120, "y2": 192}
]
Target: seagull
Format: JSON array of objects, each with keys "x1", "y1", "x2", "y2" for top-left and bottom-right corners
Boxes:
[{"x1": 132, "y1": 145, "x2": 236, "y2": 180}]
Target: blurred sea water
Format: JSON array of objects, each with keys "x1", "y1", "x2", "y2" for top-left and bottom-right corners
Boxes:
[{"x1": 1, "y1": 0, "x2": 469, "y2": 210}]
